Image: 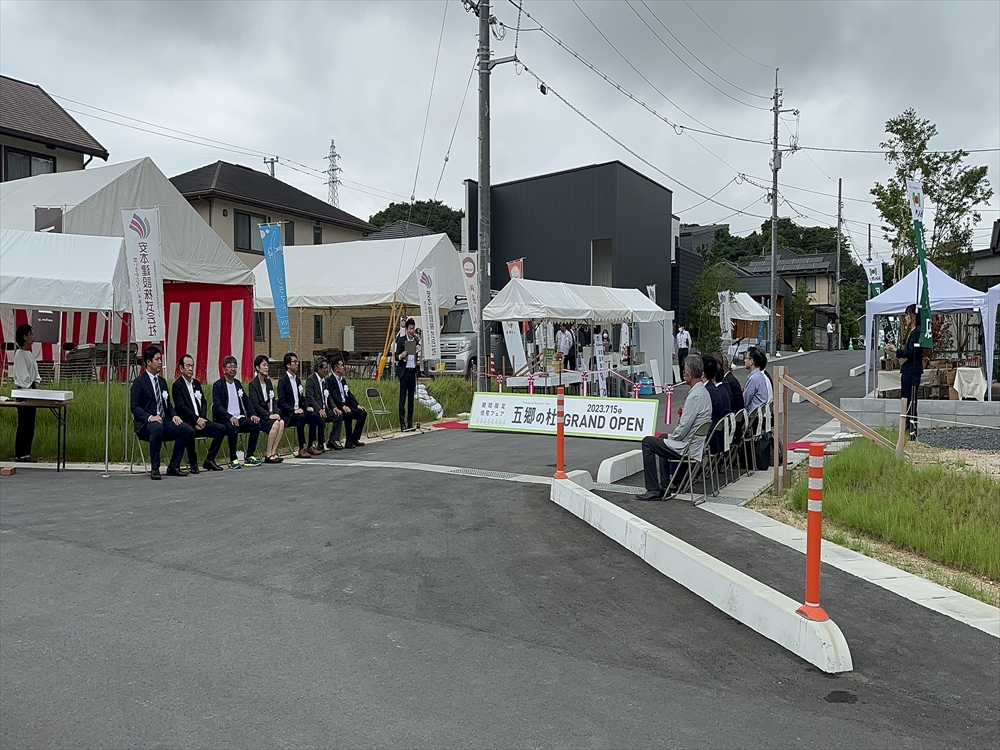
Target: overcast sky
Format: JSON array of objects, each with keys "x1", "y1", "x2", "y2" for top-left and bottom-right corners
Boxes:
[{"x1": 2, "y1": 0, "x2": 998, "y2": 263}]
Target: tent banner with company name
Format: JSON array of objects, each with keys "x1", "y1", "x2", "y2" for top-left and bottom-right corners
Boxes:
[
  {"x1": 416, "y1": 267, "x2": 441, "y2": 360},
  {"x1": 121, "y1": 208, "x2": 165, "y2": 342},
  {"x1": 470, "y1": 392, "x2": 657, "y2": 441}
]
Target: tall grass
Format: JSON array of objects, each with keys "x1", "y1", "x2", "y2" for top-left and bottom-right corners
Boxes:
[
  {"x1": 1, "y1": 375, "x2": 480, "y2": 462},
  {"x1": 790, "y1": 438, "x2": 1000, "y2": 580}
]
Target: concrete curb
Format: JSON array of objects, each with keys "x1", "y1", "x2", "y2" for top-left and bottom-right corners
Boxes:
[
  {"x1": 848, "y1": 364, "x2": 866, "y2": 377},
  {"x1": 596, "y1": 449, "x2": 642, "y2": 484},
  {"x1": 551, "y1": 478, "x2": 854, "y2": 673},
  {"x1": 791, "y1": 379, "x2": 832, "y2": 403}
]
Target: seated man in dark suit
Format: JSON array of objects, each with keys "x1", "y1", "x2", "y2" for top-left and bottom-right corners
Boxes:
[
  {"x1": 327, "y1": 354, "x2": 367, "y2": 449},
  {"x1": 130, "y1": 344, "x2": 195, "y2": 480},
  {"x1": 305, "y1": 356, "x2": 341, "y2": 453},
  {"x1": 172, "y1": 353, "x2": 227, "y2": 472},
  {"x1": 703, "y1": 355, "x2": 728, "y2": 456},
  {"x1": 276, "y1": 351, "x2": 320, "y2": 458},
  {"x1": 211, "y1": 355, "x2": 262, "y2": 468}
]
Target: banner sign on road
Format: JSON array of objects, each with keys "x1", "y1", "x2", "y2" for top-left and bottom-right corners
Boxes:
[{"x1": 470, "y1": 392, "x2": 658, "y2": 441}]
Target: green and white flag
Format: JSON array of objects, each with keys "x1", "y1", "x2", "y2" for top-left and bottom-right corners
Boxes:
[{"x1": 906, "y1": 179, "x2": 933, "y2": 348}]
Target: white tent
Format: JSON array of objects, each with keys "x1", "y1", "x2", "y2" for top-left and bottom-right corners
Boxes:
[
  {"x1": 0, "y1": 157, "x2": 253, "y2": 287},
  {"x1": 864, "y1": 260, "x2": 991, "y2": 396},
  {"x1": 254, "y1": 234, "x2": 463, "y2": 310},
  {"x1": 729, "y1": 292, "x2": 769, "y2": 321},
  {"x1": 483, "y1": 278, "x2": 669, "y2": 323},
  {"x1": 1, "y1": 228, "x2": 130, "y2": 313},
  {"x1": 987, "y1": 283, "x2": 1000, "y2": 395},
  {"x1": 1, "y1": 227, "x2": 132, "y2": 473}
]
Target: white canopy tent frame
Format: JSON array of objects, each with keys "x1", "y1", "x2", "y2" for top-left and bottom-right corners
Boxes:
[
  {"x1": 864, "y1": 260, "x2": 992, "y2": 399},
  {"x1": 1, "y1": 228, "x2": 131, "y2": 473},
  {"x1": 987, "y1": 284, "x2": 1000, "y2": 395}
]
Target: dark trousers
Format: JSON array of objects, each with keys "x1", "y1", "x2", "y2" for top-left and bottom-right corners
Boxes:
[
  {"x1": 219, "y1": 417, "x2": 260, "y2": 458},
  {"x1": 14, "y1": 404, "x2": 36, "y2": 458},
  {"x1": 185, "y1": 420, "x2": 227, "y2": 466},
  {"x1": 286, "y1": 411, "x2": 319, "y2": 448},
  {"x1": 336, "y1": 409, "x2": 367, "y2": 445},
  {"x1": 641, "y1": 436, "x2": 684, "y2": 492},
  {"x1": 399, "y1": 369, "x2": 417, "y2": 427},
  {"x1": 137, "y1": 420, "x2": 195, "y2": 470},
  {"x1": 828, "y1": 333, "x2": 834, "y2": 351},
  {"x1": 318, "y1": 410, "x2": 342, "y2": 447},
  {"x1": 678, "y1": 348, "x2": 689, "y2": 375}
]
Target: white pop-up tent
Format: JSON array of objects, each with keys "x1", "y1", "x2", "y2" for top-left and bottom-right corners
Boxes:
[
  {"x1": 0, "y1": 157, "x2": 256, "y2": 382},
  {"x1": 254, "y1": 234, "x2": 464, "y2": 310},
  {"x1": 864, "y1": 260, "x2": 992, "y2": 397},
  {"x1": 987, "y1": 283, "x2": 1000, "y2": 394},
  {"x1": 483, "y1": 278, "x2": 669, "y2": 323},
  {"x1": 1, "y1": 227, "x2": 131, "y2": 472},
  {"x1": 729, "y1": 292, "x2": 769, "y2": 321}
]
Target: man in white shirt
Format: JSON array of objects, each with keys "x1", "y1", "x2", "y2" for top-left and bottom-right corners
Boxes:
[
  {"x1": 211, "y1": 356, "x2": 262, "y2": 468},
  {"x1": 556, "y1": 323, "x2": 576, "y2": 370},
  {"x1": 827, "y1": 319, "x2": 835, "y2": 351},
  {"x1": 676, "y1": 324, "x2": 692, "y2": 374}
]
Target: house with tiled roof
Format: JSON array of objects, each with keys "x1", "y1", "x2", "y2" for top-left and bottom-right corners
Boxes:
[
  {"x1": 170, "y1": 160, "x2": 376, "y2": 269},
  {"x1": 1, "y1": 74, "x2": 109, "y2": 181}
]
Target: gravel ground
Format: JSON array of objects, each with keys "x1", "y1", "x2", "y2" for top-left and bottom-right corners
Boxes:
[{"x1": 919, "y1": 427, "x2": 1000, "y2": 452}]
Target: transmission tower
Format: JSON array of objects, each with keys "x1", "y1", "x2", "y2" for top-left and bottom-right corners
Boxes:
[{"x1": 325, "y1": 140, "x2": 342, "y2": 207}]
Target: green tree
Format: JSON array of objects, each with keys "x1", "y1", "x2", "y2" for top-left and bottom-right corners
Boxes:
[
  {"x1": 369, "y1": 199, "x2": 463, "y2": 246},
  {"x1": 687, "y1": 262, "x2": 739, "y2": 354},
  {"x1": 788, "y1": 279, "x2": 814, "y2": 350},
  {"x1": 871, "y1": 108, "x2": 993, "y2": 282}
]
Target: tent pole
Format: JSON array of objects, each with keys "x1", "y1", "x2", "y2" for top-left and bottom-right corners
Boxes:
[{"x1": 103, "y1": 305, "x2": 112, "y2": 478}]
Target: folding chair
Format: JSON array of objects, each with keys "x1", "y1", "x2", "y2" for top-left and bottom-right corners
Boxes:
[
  {"x1": 129, "y1": 431, "x2": 148, "y2": 475},
  {"x1": 703, "y1": 419, "x2": 730, "y2": 497},
  {"x1": 737, "y1": 407, "x2": 760, "y2": 477},
  {"x1": 365, "y1": 387, "x2": 395, "y2": 440},
  {"x1": 662, "y1": 420, "x2": 713, "y2": 505}
]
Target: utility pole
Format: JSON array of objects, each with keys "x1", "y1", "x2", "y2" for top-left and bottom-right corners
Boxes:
[
  {"x1": 769, "y1": 70, "x2": 781, "y2": 358},
  {"x1": 263, "y1": 157, "x2": 277, "y2": 177},
  {"x1": 477, "y1": 0, "x2": 491, "y2": 392},
  {"x1": 836, "y1": 177, "x2": 842, "y2": 349},
  {"x1": 867, "y1": 223, "x2": 872, "y2": 300}
]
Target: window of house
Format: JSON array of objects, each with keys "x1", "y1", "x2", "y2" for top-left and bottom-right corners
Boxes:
[
  {"x1": 3, "y1": 148, "x2": 55, "y2": 182},
  {"x1": 313, "y1": 314, "x2": 323, "y2": 344},
  {"x1": 254, "y1": 312, "x2": 267, "y2": 343},
  {"x1": 313, "y1": 225, "x2": 323, "y2": 244},
  {"x1": 805, "y1": 275, "x2": 817, "y2": 293},
  {"x1": 283, "y1": 221, "x2": 294, "y2": 246},
  {"x1": 234, "y1": 210, "x2": 268, "y2": 253}
]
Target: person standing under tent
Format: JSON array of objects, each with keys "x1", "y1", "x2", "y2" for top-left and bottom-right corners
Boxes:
[
  {"x1": 676, "y1": 324, "x2": 691, "y2": 375},
  {"x1": 555, "y1": 323, "x2": 574, "y2": 371},
  {"x1": 11, "y1": 324, "x2": 40, "y2": 463},
  {"x1": 885, "y1": 303, "x2": 923, "y2": 443}
]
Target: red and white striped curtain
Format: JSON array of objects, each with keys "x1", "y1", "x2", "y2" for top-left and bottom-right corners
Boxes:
[{"x1": 1, "y1": 282, "x2": 253, "y2": 383}]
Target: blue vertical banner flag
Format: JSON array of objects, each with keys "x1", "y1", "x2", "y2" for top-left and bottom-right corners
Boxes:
[{"x1": 260, "y1": 223, "x2": 290, "y2": 338}]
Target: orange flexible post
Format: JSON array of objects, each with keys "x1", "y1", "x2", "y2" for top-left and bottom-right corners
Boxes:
[
  {"x1": 553, "y1": 386, "x2": 568, "y2": 479},
  {"x1": 796, "y1": 442, "x2": 830, "y2": 621}
]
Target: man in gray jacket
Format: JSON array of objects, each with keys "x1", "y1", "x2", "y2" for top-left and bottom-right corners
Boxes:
[{"x1": 637, "y1": 354, "x2": 713, "y2": 501}]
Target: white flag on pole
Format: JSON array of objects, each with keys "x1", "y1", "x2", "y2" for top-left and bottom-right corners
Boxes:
[
  {"x1": 906, "y1": 180, "x2": 925, "y2": 222},
  {"x1": 121, "y1": 208, "x2": 165, "y2": 342},
  {"x1": 416, "y1": 267, "x2": 441, "y2": 360}
]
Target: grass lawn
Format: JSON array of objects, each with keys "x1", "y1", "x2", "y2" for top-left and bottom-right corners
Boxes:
[
  {"x1": 1, "y1": 375, "x2": 477, "y2": 463},
  {"x1": 786, "y1": 436, "x2": 1000, "y2": 583}
]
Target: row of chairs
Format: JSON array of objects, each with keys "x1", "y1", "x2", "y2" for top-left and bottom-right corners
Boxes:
[{"x1": 662, "y1": 402, "x2": 775, "y2": 504}]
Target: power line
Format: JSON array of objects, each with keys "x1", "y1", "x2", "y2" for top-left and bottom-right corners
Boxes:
[
  {"x1": 518, "y1": 62, "x2": 770, "y2": 218},
  {"x1": 681, "y1": 0, "x2": 775, "y2": 70},
  {"x1": 410, "y1": 0, "x2": 449, "y2": 202},
  {"x1": 434, "y1": 52, "x2": 478, "y2": 201},
  {"x1": 633, "y1": 0, "x2": 771, "y2": 104}
]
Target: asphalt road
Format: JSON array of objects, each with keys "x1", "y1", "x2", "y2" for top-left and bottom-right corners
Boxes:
[{"x1": 2, "y1": 430, "x2": 996, "y2": 748}]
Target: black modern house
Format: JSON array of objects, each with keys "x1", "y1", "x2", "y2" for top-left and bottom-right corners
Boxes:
[{"x1": 462, "y1": 161, "x2": 673, "y2": 310}]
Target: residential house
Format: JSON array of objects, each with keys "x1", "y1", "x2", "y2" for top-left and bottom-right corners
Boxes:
[
  {"x1": 741, "y1": 246, "x2": 838, "y2": 347},
  {"x1": 1, "y1": 74, "x2": 108, "y2": 181},
  {"x1": 170, "y1": 161, "x2": 377, "y2": 359},
  {"x1": 968, "y1": 219, "x2": 1000, "y2": 290}
]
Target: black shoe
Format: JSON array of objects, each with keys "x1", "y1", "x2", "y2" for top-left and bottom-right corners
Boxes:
[
  {"x1": 188, "y1": 464, "x2": 200, "y2": 475},
  {"x1": 327, "y1": 441, "x2": 343, "y2": 451},
  {"x1": 166, "y1": 466, "x2": 189, "y2": 477},
  {"x1": 352, "y1": 440, "x2": 365, "y2": 447},
  {"x1": 343, "y1": 442, "x2": 355, "y2": 449},
  {"x1": 636, "y1": 490, "x2": 662, "y2": 501},
  {"x1": 14, "y1": 456, "x2": 38, "y2": 463},
  {"x1": 202, "y1": 460, "x2": 224, "y2": 472},
  {"x1": 150, "y1": 468, "x2": 162, "y2": 480}
]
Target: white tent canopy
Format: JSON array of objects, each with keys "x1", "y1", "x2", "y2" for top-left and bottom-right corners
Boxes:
[
  {"x1": 729, "y1": 292, "x2": 769, "y2": 321},
  {"x1": 987, "y1": 283, "x2": 1000, "y2": 395},
  {"x1": 864, "y1": 260, "x2": 991, "y2": 397},
  {"x1": 483, "y1": 278, "x2": 668, "y2": 323},
  {"x1": 1, "y1": 228, "x2": 130, "y2": 312},
  {"x1": 254, "y1": 234, "x2": 464, "y2": 310},
  {"x1": 0, "y1": 157, "x2": 254, "y2": 287}
]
